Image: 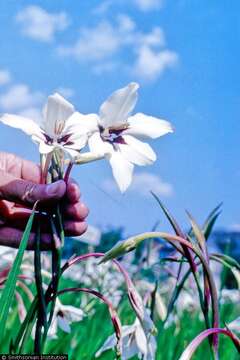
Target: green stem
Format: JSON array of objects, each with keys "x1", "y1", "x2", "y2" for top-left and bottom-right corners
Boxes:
[
  {"x1": 11, "y1": 298, "x2": 38, "y2": 353},
  {"x1": 34, "y1": 223, "x2": 47, "y2": 354}
]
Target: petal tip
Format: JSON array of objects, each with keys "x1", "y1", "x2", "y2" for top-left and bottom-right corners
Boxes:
[{"x1": 129, "y1": 82, "x2": 140, "y2": 91}]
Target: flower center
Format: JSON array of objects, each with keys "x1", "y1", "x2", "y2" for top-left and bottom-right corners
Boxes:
[
  {"x1": 43, "y1": 133, "x2": 74, "y2": 146},
  {"x1": 55, "y1": 121, "x2": 65, "y2": 136},
  {"x1": 100, "y1": 124, "x2": 129, "y2": 143}
]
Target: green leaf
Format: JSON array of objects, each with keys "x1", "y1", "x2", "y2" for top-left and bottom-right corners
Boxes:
[
  {"x1": 210, "y1": 253, "x2": 240, "y2": 271},
  {"x1": 151, "y1": 194, "x2": 197, "y2": 272},
  {"x1": 202, "y1": 203, "x2": 222, "y2": 240},
  {"x1": 151, "y1": 192, "x2": 185, "y2": 237},
  {"x1": 186, "y1": 211, "x2": 207, "y2": 255},
  {"x1": 210, "y1": 253, "x2": 240, "y2": 288},
  {"x1": 0, "y1": 203, "x2": 37, "y2": 347}
]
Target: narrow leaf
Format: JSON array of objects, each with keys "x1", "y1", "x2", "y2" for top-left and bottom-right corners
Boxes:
[
  {"x1": 186, "y1": 211, "x2": 207, "y2": 256},
  {"x1": 0, "y1": 203, "x2": 37, "y2": 344},
  {"x1": 151, "y1": 194, "x2": 196, "y2": 272},
  {"x1": 211, "y1": 253, "x2": 240, "y2": 271},
  {"x1": 151, "y1": 192, "x2": 184, "y2": 237},
  {"x1": 202, "y1": 203, "x2": 222, "y2": 240}
]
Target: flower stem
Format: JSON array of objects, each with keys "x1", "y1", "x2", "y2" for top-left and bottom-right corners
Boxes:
[{"x1": 34, "y1": 222, "x2": 47, "y2": 354}]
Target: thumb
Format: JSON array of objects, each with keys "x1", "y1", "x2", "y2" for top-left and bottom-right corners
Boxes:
[{"x1": 0, "y1": 172, "x2": 66, "y2": 205}]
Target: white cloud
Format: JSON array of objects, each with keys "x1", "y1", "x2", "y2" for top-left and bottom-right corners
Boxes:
[
  {"x1": 19, "y1": 107, "x2": 42, "y2": 123},
  {"x1": 58, "y1": 15, "x2": 177, "y2": 81},
  {"x1": 134, "y1": 47, "x2": 178, "y2": 81},
  {"x1": 16, "y1": 6, "x2": 70, "y2": 42},
  {"x1": 139, "y1": 27, "x2": 165, "y2": 47},
  {"x1": 0, "y1": 84, "x2": 43, "y2": 111},
  {"x1": 58, "y1": 15, "x2": 135, "y2": 62},
  {"x1": 130, "y1": 172, "x2": 173, "y2": 196},
  {"x1": 117, "y1": 13, "x2": 136, "y2": 32},
  {"x1": 0, "y1": 70, "x2": 11, "y2": 86},
  {"x1": 103, "y1": 172, "x2": 173, "y2": 197},
  {"x1": 93, "y1": 0, "x2": 163, "y2": 14},
  {"x1": 134, "y1": 0, "x2": 163, "y2": 11},
  {"x1": 93, "y1": 0, "x2": 115, "y2": 15},
  {"x1": 229, "y1": 224, "x2": 240, "y2": 231},
  {"x1": 58, "y1": 21, "x2": 121, "y2": 61},
  {"x1": 92, "y1": 61, "x2": 119, "y2": 75}
]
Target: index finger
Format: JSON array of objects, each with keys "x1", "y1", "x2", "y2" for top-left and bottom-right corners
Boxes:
[{"x1": 2, "y1": 152, "x2": 41, "y2": 183}]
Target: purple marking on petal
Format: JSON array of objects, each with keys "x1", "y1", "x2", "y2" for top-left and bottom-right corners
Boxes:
[
  {"x1": 64, "y1": 141, "x2": 74, "y2": 146},
  {"x1": 109, "y1": 128, "x2": 124, "y2": 136},
  {"x1": 58, "y1": 133, "x2": 73, "y2": 144},
  {"x1": 43, "y1": 133, "x2": 53, "y2": 144},
  {"x1": 58, "y1": 310, "x2": 64, "y2": 317},
  {"x1": 114, "y1": 136, "x2": 127, "y2": 145}
]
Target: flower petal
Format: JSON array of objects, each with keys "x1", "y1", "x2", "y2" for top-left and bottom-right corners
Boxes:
[
  {"x1": 99, "y1": 82, "x2": 139, "y2": 128},
  {"x1": 43, "y1": 93, "x2": 75, "y2": 137},
  {"x1": 95, "y1": 333, "x2": 117, "y2": 357},
  {"x1": 120, "y1": 135, "x2": 156, "y2": 165},
  {"x1": 65, "y1": 133, "x2": 88, "y2": 150},
  {"x1": 0, "y1": 114, "x2": 43, "y2": 138},
  {"x1": 109, "y1": 151, "x2": 134, "y2": 192},
  {"x1": 57, "y1": 315, "x2": 71, "y2": 333},
  {"x1": 125, "y1": 113, "x2": 173, "y2": 139},
  {"x1": 47, "y1": 317, "x2": 58, "y2": 339},
  {"x1": 146, "y1": 336, "x2": 157, "y2": 360},
  {"x1": 135, "y1": 323, "x2": 148, "y2": 355},
  {"x1": 88, "y1": 132, "x2": 113, "y2": 155},
  {"x1": 38, "y1": 142, "x2": 54, "y2": 154},
  {"x1": 62, "y1": 305, "x2": 84, "y2": 322},
  {"x1": 63, "y1": 112, "x2": 99, "y2": 135}
]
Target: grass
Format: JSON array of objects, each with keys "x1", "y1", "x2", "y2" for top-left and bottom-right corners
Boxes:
[{"x1": 4, "y1": 275, "x2": 239, "y2": 359}]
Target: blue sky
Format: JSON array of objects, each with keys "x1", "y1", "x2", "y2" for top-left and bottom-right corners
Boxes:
[{"x1": 0, "y1": 0, "x2": 239, "y2": 236}]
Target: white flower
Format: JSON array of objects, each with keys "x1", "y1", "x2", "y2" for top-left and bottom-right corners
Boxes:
[
  {"x1": 0, "y1": 246, "x2": 17, "y2": 265},
  {"x1": 85, "y1": 82, "x2": 173, "y2": 192},
  {"x1": 228, "y1": 317, "x2": 240, "y2": 333},
  {"x1": 72, "y1": 225, "x2": 101, "y2": 246},
  {"x1": 96, "y1": 317, "x2": 157, "y2": 360},
  {"x1": 0, "y1": 93, "x2": 90, "y2": 157},
  {"x1": 48, "y1": 298, "x2": 84, "y2": 339}
]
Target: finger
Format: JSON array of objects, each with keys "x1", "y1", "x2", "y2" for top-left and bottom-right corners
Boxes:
[
  {"x1": 0, "y1": 227, "x2": 52, "y2": 250},
  {"x1": 0, "y1": 172, "x2": 66, "y2": 205},
  {"x1": 0, "y1": 200, "x2": 15, "y2": 217},
  {"x1": 66, "y1": 179, "x2": 81, "y2": 204},
  {"x1": 64, "y1": 220, "x2": 88, "y2": 236},
  {"x1": 64, "y1": 202, "x2": 89, "y2": 221},
  {"x1": 1, "y1": 152, "x2": 41, "y2": 182},
  {"x1": 1, "y1": 201, "x2": 89, "y2": 224}
]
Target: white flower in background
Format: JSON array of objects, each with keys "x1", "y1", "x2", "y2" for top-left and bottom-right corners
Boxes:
[
  {"x1": 85, "y1": 82, "x2": 173, "y2": 192},
  {"x1": 96, "y1": 317, "x2": 157, "y2": 359},
  {"x1": 71, "y1": 225, "x2": 101, "y2": 246},
  {"x1": 220, "y1": 289, "x2": 240, "y2": 304},
  {"x1": 63, "y1": 257, "x2": 125, "y2": 307},
  {"x1": 0, "y1": 93, "x2": 91, "y2": 157},
  {"x1": 48, "y1": 298, "x2": 84, "y2": 338},
  {"x1": 0, "y1": 246, "x2": 17, "y2": 265},
  {"x1": 228, "y1": 317, "x2": 240, "y2": 333}
]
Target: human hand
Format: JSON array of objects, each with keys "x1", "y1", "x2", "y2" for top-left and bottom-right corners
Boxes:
[{"x1": 0, "y1": 152, "x2": 88, "y2": 249}]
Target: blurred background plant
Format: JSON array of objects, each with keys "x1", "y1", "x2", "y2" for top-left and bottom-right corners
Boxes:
[{"x1": 0, "y1": 201, "x2": 239, "y2": 359}]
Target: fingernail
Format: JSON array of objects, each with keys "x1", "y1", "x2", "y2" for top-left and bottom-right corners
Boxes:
[{"x1": 46, "y1": 180, "x2": 64, "y2": 196}]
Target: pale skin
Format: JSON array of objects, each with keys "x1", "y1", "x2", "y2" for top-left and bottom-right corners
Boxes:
[{"x1": 0, "y1": 152, "x2": 89, "y2": 250}]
